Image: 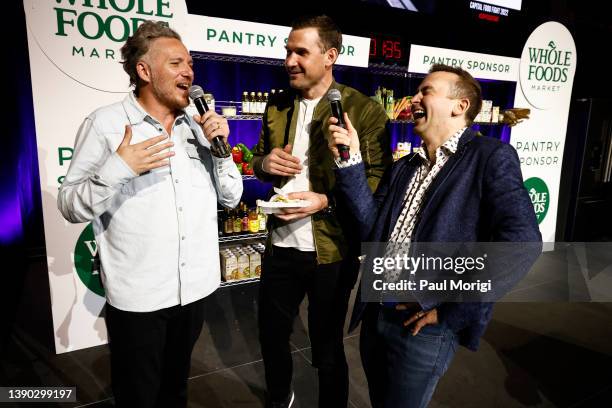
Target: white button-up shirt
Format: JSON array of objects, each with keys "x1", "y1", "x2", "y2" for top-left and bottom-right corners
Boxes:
[
  {"x1": 271, "y1": 96, "x2": 321, "y2": 252},
  {"x1": 58, "y1": 93, "x2": 242, "y2": 312}
]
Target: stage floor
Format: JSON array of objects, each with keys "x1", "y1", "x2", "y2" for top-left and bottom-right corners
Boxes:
[{"x1": 2, "y1": 254, "x2": 612, "y2": 407}]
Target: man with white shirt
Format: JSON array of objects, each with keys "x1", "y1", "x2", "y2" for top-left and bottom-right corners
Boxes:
[
  {"x1": 251, "y1": 15, "x2": 391, "y2": 408},
  {"x1": 57, "y1": 21, "x2": 242, "y2": 408}
]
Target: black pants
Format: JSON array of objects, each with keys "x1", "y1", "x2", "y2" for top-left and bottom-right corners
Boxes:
[
  {"x1": 105, "y1": 299, "x2": 205, "y2": 408},
  {"x1": 258, "y1": 246, "x2": 355, "y2": 408}
]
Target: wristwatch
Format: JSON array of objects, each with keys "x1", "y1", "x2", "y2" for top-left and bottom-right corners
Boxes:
[
  {"x1": 210, "y1": 141, "x2": 231, "y2": 158},
  {"x1": 317, "y1": 194, "x2": 336, "y2": 217}
]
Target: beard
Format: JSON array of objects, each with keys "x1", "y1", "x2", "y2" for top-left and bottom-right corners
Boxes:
[{"x1": 150, "y1": 72, "x2": 189, "y2": 111}]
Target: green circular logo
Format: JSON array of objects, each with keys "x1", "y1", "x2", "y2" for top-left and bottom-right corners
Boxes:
[
  {"x1": 524, "y1": 177, "x2": 550, "y2": 224},
  {"x1": 74, "y1": 223, "x2": 105, "y2": 297}
]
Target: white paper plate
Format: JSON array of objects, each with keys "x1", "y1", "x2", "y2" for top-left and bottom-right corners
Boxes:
[{"x1": 256, "y1": 195, "x2": 311, "y2": 214}]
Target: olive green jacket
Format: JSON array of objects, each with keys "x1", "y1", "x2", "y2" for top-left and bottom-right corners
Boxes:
[{"x1": 252, "y1": 80, "x2": 392, "y2": 264}]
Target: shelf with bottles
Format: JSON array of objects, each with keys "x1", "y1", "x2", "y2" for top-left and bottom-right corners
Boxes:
[
  {"x1": 218, "y1": 202, "x2": 268, "y2": 239},
  {"x1": 218, "y1": 90, "x2": 273, "y2": 117},
  {"x1": 370, "y1": 86, "x2": 507, "y2": 125},
  {"x1": 217, "y1": 203, "x2": 268, "y2": 287},
  {"x1": 197, "y1": 88, "x2": 279, "y2": 118}
]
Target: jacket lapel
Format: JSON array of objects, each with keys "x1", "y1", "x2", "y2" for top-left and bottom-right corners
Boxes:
[{"x1": 384, "y1": 154, "x2": 421, "y2": 239}]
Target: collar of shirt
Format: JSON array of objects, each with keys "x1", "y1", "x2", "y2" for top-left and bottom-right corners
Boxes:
[
  {"x1": 122, "y1": 92, "x2": 188, "y2": 128},
  {"x1": 415, "y1": 127, "x2": 467, "y2": 165},
  {"x1": 299, "y1": 96, "x2": 322, "y2": 108}
]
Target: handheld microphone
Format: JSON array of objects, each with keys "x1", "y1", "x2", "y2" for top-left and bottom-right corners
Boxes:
[
  {"x1": 189, "y1": 85, "x2": 229, "y2": 157},
  {"x1": 327, "y1": 89, "x2": 350, "y2": 162}
]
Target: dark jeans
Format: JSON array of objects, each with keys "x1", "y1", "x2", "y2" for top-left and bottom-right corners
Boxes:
[
  {"x1": 258, "y1": 246, "x2": 355, "y2": 408},
  {"x1": 360, "y1": 304, "x2": 458, "y2": 408},
  {"x1": 105, "y1": 299, "x2": 205, "y2": 408}
]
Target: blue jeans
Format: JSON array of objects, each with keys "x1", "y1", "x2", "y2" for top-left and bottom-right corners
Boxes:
[{"x1": 360, "y1": 304, "x2": 458, "y2": 408}]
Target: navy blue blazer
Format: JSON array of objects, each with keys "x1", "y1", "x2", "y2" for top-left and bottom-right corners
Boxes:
[{"x1": 334, "y1": 129, "x2": 542, "y2": 351}]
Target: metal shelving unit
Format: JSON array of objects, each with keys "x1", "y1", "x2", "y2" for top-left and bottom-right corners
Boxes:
[
  {"x1": 190, "y1": 51, "x2": 417, "y2": 78},
  {"x1": 220, "y1": 277, "x2": 260, "y2": 288},
  {"x1": 200, "y1": 50, "x2": 506, "y2": 289},
  {"x1": 191, "y1": 52, "x2": 284, "y2": 67},
  {"x1": 390, "y1": 119, "x2": 505, "y2": 125},
  {"x1": 224, "y1": 114, "x2": 263, "y2": 120},
  {"x1": 219, "y1": 232, "x2": 267, "y2": 244},
  {"x1": 362, "y1": 62, "x2": 413, "y2": 78},
  {"x1": 218, "y1": 232, "x2": 266, "y2": 288}
]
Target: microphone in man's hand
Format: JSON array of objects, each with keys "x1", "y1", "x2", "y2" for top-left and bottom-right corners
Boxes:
[
  {"x1": 189, "y1": 85, "x2": 228, "y2": 156},
  {"x1": 327, "y1": 89, "x2": 350, "y2": 162}
]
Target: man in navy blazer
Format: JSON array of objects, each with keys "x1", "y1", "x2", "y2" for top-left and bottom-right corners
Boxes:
[{"x1": 327, "y1": 64, "x2": 542, "y2": 407}]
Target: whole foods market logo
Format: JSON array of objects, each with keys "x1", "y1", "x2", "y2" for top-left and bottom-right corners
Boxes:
[
  {"x1": 24, "y1": 0, "x2": 187, "y2": 92},
  {"x1": 519, "y1": 22, "x2": 576, "y2": 110},
  {"x1": 527, "y1": 41, "x2": 571, "y2": 83},
  {"x1": 524, "y1": 177, "x2": 549, "y2": 224},
  {"x1": 73, "y1": 223, "x2": 104, "y2": 297}
]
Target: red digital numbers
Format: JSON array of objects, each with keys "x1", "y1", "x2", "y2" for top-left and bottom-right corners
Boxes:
[
  {"x1": 370, "y1": 36, "x2": 403, "y2": 61},
  {"x1": 369, "y1": 37, "x2": 377, "y2": 57},
  {"x1": 382, "y1": 40, "x2": 401, "y2": 60}
]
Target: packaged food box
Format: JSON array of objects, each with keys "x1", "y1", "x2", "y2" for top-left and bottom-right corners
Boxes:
[{"x1": 220, "y1": 252, "x2": 238, "y2": 281}]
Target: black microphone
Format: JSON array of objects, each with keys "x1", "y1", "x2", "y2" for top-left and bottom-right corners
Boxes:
[
  {"x1": 189, "y1": 85, "x2": 229, "y2": 157},
  {"x1": 327, "y1": 89, "x2": 350, "y2": 162}
]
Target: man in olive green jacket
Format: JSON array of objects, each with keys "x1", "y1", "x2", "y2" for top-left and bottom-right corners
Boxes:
[{"x1": 252, "y1": 15, "x2": 391, "y2": 408}]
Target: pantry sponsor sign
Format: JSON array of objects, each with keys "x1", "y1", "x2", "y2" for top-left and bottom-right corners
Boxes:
[
  {"x1": 408, "y1": 22, "x2": 576, "y2": 244},
  {"x1": 511, "y1": 22, "x2": 576, "y2": 242},
  {"x1": 23, "y1": 0, "x2": 371, "y2": 354},
  {"x1": 181, "y1": 16, "x2": 370, "y2": 67},
  {"x1": 407, "y1": 44, "x2": 519, "y2": 81}
]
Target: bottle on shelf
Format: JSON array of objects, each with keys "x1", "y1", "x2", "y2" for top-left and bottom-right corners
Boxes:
[
  {"x1": 374, "y1": 86, "x2": 382, "y2": 105},
  {"x1": 263, "y1": 92, "x2": 269, "y2": 112},
  {"x1": 257, "y1": 206, "x2": 267, "y2": 232},
  {"x1": 232, "y1": 208, "x2": 242, "y2": 234},
  {"x1": 249, "y1": 91, "x2": 256, "y2": 115},
  {"x1": 248, "y1": 207, "x2": 259, "y2": 233},
  {"x1": 386, "y1": 90, "x2": 394, "y2": 120},
  {"x1": 218, "y1": 209, "x2": 224, "y2": 237},
  {"x1": 204, "y1": 93, "x2": 215, "y2": 113},
  {"x1": 241, "y1": 202, "x2": 249, "y2": 233},
  {"x1": 256, "y1": 91, "x2": 264, "y2": 114},
  {"x1": 241, "y1": 91, "x2": 248, "y2": 115},
  {"x1": 223, "y1": 208, "x2": 233, "y2": 236}
]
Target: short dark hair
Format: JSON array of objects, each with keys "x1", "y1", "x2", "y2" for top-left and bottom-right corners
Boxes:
[
  {"x1": 290, "y1": 15, "x2": 342, "y2": 54},
  {"x1": 120, "y1": 20, "x2": 181, "y2": 94},
  {"x1": 429, "y1": 64, "x2": 482, "y2": 125}
]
